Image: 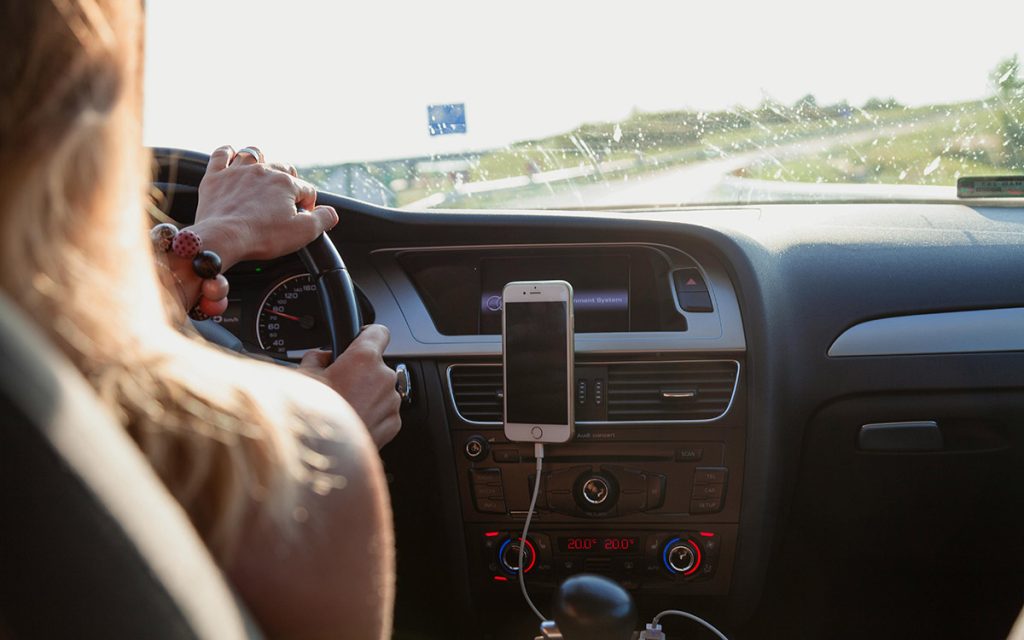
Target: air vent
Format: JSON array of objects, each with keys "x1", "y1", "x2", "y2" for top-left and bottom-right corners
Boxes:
[
  {"x1": 448, "y1": 365, "x2": 503, "y2": 424},
  {"x1": 447, "y1": 360, "x2": 738, "y2": 425},
  {"x1": 606, "y1": 360, "x2": 738, "y2": 422}
]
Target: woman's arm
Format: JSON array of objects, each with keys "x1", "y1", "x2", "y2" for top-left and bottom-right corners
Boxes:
[
  {"x1": 158, "y1": 145, "x2": 403, "y2": 450},
  {"x1": 222, "y1": 371, "x2": 394, "y2": 639}
]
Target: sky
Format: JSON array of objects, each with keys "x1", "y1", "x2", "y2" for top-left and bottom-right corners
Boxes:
[{"x1": 143, "y1": 0, "x2": 1024, "y2": 166}]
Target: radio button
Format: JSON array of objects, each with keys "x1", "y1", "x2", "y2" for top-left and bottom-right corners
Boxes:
[
  {"x1": 618, "y1": 491, "x2": 646, "y2": 514},
  {"x1": 548, "y1": 491, "x2": 576, "y2": 513},
  {"x1": 470, "y1": 468, "x2": 502, "y2": 485},
  {"x1": 675, "y1": 446, "x2": 704, "y2": 462},
  {"x1": 473, "y1": 483, "x2": 504, "y2": 499},
  {"x1": 692, "y1": 483, "x2": 725, "y2": 499},
  {"x1": 646, "y1": 473, "x2": 666, "y2": 509},
  {"x1": 492, "y1": 448, "x2": 519, "y2": 463},
  {"x1": 604, "y1": 466, "x2": 646, "y2": 493},
  {"x1": 694, "y1": 467, "x2": 728, "y2": 484},
  {"x1": 475, "y1": 498, "x2": 507, "y2": 514},
  {"x1": 690, "y1": 498, "x2": 722, "y2": 514}
]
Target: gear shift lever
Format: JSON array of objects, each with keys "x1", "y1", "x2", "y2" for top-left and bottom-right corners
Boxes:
[{"x1": 537, "y1": 574, "x2": 637, "y2": 640}]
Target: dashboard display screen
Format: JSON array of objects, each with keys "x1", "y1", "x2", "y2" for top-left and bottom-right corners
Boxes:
[
  {"x1": 558, "y1": 536, "x2": 640, "y2": 554},
  {"x1": 504, "y1": 300, "x2": 569, "y2": 425},
  {"x1": 480, "y1": 255, "x2": 629, "y2": 333}
]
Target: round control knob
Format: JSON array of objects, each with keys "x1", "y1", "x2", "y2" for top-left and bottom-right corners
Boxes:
[
  {"x1": 464, "y1": 435, "x2": 489, "y2": 460},
  {"x1": 575, "y1": 472, "x2": 618, "y2": 513},
  {"x1": 498, "y1": 537, "x2": 537, "y2": 575},
  {"x1": 662, "y1": 538, "x2": 701, "y2": 575},
  {"x1": 582, "y1": 476, "x2": 611, "y2": 505}
]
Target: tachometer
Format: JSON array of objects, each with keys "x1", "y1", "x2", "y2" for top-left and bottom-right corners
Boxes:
[{"x1": 256, "y1": 274, "x2": 329, "y2": 359}]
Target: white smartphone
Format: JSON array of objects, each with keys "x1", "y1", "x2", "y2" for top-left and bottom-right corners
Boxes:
[{"x1": 502, "y1": 280, "x2": 575, "y2": 443}]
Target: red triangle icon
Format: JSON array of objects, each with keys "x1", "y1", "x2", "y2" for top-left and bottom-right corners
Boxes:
[{"x1": 686, "y1": 278, "x2": 698, "y2": 286}]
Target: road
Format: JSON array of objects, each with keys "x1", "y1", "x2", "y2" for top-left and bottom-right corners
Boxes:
[{"x1": 479, "y1": 120, "x2": 952, "y2": 209}]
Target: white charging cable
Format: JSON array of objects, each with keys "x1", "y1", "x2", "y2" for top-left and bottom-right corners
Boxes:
[
  {"x1": 638, "y1": 609, "x2": 730, "y2": 640},
  {"x1": 516, "y1": 444, "x2": 729, "y2": 640},
  {"x1": 518, "y1": 442, "x2": 546, "y2": 621}
]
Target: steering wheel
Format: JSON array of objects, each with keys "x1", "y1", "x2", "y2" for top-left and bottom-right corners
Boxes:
[
  {"x1": 296, "y1": 233, "x2": 362, "y2": 359},
  {"x1": 152, "y1": 148, "x2": 363, "y2": 361}
]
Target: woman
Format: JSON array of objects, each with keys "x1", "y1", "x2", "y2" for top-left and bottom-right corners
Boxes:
[{"x1": 0, "y1": 0, "x2": 397, "y2": 637}]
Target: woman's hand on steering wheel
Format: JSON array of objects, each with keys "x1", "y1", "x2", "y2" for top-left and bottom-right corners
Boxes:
[
  {"x1": 299, "y1": 325, "x2": 403, "y2": 449},
  {"x1": 191, "y1": 145, "x2": 339, "y2": 269}
]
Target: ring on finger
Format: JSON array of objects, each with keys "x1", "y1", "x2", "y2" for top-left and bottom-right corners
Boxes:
[{"x1": 234, "y1": 146, "x2": 264, "y2": 164}]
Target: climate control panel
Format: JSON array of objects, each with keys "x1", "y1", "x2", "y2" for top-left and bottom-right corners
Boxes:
[{"x1": 475, "y1": 528, "x2": 729, "y2": 592}]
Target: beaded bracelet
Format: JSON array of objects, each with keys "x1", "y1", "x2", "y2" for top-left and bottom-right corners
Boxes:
[{"x1": 150, "y1": 223, "x2": 230, "y2": 320}]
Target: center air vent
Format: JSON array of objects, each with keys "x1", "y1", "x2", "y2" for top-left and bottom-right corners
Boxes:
[
  {"x1": 605, "y1": 360, "x2": 738, "y2": 422},
  {"x1": 448, "y1": 365, "x2": 503, "y2": 424},
  {"x1": 447, "y1": 360, "x2": 739, "y2": 425}
]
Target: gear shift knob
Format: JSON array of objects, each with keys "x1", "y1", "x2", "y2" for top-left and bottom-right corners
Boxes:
[{"x1": 551, "y1": 574, "x2": 637, "y2": 640}]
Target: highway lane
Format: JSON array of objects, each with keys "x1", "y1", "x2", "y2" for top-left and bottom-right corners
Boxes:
[{"x1": 491, "y1": 120, "x2": 948, "y2": 209}]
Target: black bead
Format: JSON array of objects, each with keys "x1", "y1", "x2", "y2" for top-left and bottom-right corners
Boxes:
[{"x1": 191, "y1": 250, "x2": 222, "y2": 279}]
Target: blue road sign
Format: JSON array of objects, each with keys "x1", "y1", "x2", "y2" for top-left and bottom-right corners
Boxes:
[{"x1": 428, "y1": 103, "x2": 466, "y2": 136}]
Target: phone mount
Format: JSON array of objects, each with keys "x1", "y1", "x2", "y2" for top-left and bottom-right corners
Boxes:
[{"x1": 535, "y1": 574, "x2": 637, "y2": 640}]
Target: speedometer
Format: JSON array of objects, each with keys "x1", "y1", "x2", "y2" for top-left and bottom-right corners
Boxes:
[{"x1": 256, "y1": 274, "x2": 329, "y2": 359}]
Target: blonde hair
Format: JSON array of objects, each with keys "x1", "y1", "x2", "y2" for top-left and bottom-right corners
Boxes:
[{"x1": 0, "y1": 0, "x2": 324, "y2": 558}]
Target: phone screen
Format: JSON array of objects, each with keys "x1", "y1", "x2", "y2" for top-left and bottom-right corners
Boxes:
[{"x1": 504, "y1": 300, "x2": 569, "y2": 425}]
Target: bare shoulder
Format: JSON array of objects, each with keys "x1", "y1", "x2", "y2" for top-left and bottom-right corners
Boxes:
[{"x1": 182, "y1": 346, "x2": 394, "y2": 637}]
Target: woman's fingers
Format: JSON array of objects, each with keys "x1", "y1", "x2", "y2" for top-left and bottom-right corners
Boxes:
[
  {"x1": 207, "y1": 145, "x2": 235, "y2": 173},
  {"x1": 268, "y1": 161, "x2": 298, "y2": 177},
  {"x1": 196, "y1": 143, "x2": 339, "y2": 261},
  {"x1": 299, "y1": 349, "x2": 332, "y2": 370},
  {"x1": 291, "y1": 176, "x2": 318, "y2": 211},
  {"x1": 230, "y1": 147, "x2": 262, "y2": 166},
  {"x1": 293, "y1": 206, "x2": 339, "y2": 241},
  {"x1": 309, "y1": 205, "x2": 339, "y2": 233}
]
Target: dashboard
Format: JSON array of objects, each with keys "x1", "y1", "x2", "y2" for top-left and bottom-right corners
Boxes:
[{"x1": 155, "y1": 151, "x2": 1024, "y2": 640}]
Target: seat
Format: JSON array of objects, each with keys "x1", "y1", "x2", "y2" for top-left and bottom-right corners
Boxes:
[{"x1": 0, "y1": 293, "x2": 259, "y2": 639}]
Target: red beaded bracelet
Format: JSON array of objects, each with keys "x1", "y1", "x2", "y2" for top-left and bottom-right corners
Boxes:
[{"x1": 150, "y1": 223, "x2": 230, "y2": 320}]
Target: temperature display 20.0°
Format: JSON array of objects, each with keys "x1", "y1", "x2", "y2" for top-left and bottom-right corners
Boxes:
[{"x1": 558, "y1": 536, "x2": 639, "y2": 554}]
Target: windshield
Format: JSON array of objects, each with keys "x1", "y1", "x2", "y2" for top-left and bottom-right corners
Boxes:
[{"x1": 144, "y1": 1, "x2": 1024, "y2": 210}]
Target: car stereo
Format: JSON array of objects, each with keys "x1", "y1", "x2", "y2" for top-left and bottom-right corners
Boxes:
[
  {"x1": 396, "y1": 245, "x2": 685, "y2": 335},
  {"x1": 479, "y1": 255, "x2": 630, "y2": 333}
]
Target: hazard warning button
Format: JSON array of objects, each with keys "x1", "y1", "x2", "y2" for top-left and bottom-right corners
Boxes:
[
  {"x1": 672, "y1": 268, "x2": 708, "y2": 293},
  {"x1": 672, "y1": 268, "x2": 713, "y2": 313}
]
